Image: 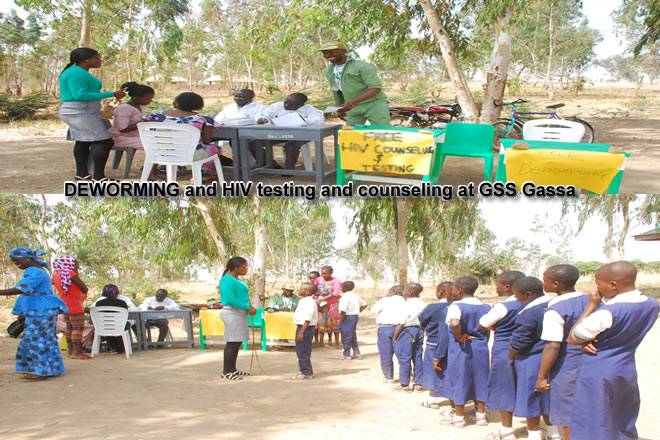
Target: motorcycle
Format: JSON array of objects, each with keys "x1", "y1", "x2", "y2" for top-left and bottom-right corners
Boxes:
[{"x1": 389, "y1": 102, "x2": 462, "y2": 128}]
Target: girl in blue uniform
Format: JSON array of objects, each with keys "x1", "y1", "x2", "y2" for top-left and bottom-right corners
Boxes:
[
  {"x1": 441, "y1": 276, "x2": 491, "y2": 428},
  {"x1": 568, "y1": 261, "x2": 659, "y2": 440},
  {"x1": 0, "y1": 247, "x2": 68, "y2": 379},
  {"x1": 419, "y1": 281, "x2": 452, "y2": 408},
  {"x1": 508, "y1": 276, "x2": 557, "y2": 440},
  {"x1": 536, "y1": 264, "x2": 586, "y2": 440},
  {"x1": 478, "y1": 270, "x2": 525, "y2": 440}
]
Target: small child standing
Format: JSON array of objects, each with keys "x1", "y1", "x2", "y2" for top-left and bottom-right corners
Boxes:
[
  {"x1": 291, "y1": 283, "x2": 319, "y2": 380},
  {"x1": 337, "y1": 281, "x2": 367, "y2": 360},
  {"x1": 442, "y1": 276, "x2": 491, "y2": 428},
  {"x1": 478, "y1": 270, "x2": 526, "y2": 439},
  {"x1": 392, "y1": 283, "x2": 428, "y2": 392},
  {"x1": 568, "y1": 261, "x2": 658, "y2": 440},
  {"x1": 418, "y1": 281, "x2": 453, "y2": 408},
  {"x1": 508, "y1": 277, "x2": 558, "y2": 440},
  {"x1": 371, "y1": 285, "x2": 406, "y2": 383},
  {"x1": 536, "y1": 264, "x2": 584, "y2": 440}
]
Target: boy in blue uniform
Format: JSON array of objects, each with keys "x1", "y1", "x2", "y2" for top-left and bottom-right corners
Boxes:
[
  {"x1": 568, "y1": 261, "x2": 658, "y2": 440},
  {"x1": 535, "y1": 264, "x2": 584, "y2": 440},
  {"x1": 371, "y1": 285, "x2": 405, "y2": 383},
  {"x1": 478, "y1": 270, "x2": 525, "y2": 439},
  {"x1": 441, "y1": 277, "x2": 490, "y2": 428},
  {"x1": 418, "y1": 281, "x2": 453, "y2": 408},
  {"x1": 392, "y1": 283, "x2": 427, "y2": 392},
  {"x1": 508, "y1": 277, "x2": 558, "y2": 440}
]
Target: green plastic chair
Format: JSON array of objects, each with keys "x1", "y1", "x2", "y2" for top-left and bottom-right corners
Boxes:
[
  {"x1": 431, "y1": 122, "x2": 495, "y2": 183},
  {"x1": 337, "y1": 125, "x2": 446, "y2": 185},
  {"x1": 243, "y1": 307, "x2": 267, "y2": 352}
]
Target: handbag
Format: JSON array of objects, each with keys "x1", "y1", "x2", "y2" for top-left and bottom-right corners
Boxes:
[{"x1": 7, "y1": 319, "x2": 25, "y2": 338}]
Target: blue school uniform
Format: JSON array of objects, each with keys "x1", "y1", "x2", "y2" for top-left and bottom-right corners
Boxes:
[
  {"x1": 446, "y1": 298, "x2": 491, "y2": 405},
  {"x1": 510, "y1": 296, "x2": 552, "y2": 418},
  {"x1": 419, "y1": 300, "x2": 450, "y2": 392},
  {"x1": 485, "y1": 297, "x2": 524, "y2": 412},
  {"x1": 432, "y1": 323, "x2": 450, "y2": 398},
  {"x1": 13, "y1": 266, "x2": 68, "y2": 377},
  {"x1": 393, "y1": 297, "x2": 427, "y2": 386},
  {"x1": 542, "y1": 293, "x2": 590, "y2": 426},
  {"x1": 570, "y1": 292, "x2": 659, "y2": 440},
  {"x1": 372, "y1": 295, "x2": 406, "y2": 381}
]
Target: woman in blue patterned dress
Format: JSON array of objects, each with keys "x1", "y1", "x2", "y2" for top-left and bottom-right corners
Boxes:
[{"x1": 0, "y1": 247, "x2": 69, "y2": 380}]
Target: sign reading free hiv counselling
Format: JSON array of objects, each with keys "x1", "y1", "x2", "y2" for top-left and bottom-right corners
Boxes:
[{"x1": 339, "y1": 129, "x2": 435, "y2": 175}]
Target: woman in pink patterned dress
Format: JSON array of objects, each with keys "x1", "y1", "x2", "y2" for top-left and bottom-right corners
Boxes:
[
  {"x1": 315, "y1": 265, "x2": 342, "y2": 347},
  {"x1": 107, "y1": 82, "x2": 158, "y2": 180}
]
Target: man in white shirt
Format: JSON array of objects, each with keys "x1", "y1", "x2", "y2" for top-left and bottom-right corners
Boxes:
[
  {"x1": 214, "y1": 89, "x2": 265, "y2": 124},
  {"x1": 139, "y1": 289, "x2": 180, "y2": 348},
  {"x1": 292, "y1": 283, "x2": 319, "y2": 380},
  {"x1": 337, "y1": 281, "x2": 367, "y2": 360},
  {"x1": 256, "y1": 93, "x2": 325, "y2": 169}
]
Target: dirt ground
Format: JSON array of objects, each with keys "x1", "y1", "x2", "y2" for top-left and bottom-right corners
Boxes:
[
  {"x1": 0, "y1": 306, "x2": 658, "y2": 440},
  {"x1": 0, "y1": 110, "x2": 658, "y2": 195}
]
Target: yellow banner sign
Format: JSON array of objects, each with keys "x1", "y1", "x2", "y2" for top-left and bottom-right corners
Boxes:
[
  {"x1": 339, "y1": 129, "x2": 435, "y2": 175},
  {"x1": 264, "y1": 312, "x2": 297, "y2": 340},
  {"x1": 505, "y1": 148, "x2": 626, "y2": 194}
]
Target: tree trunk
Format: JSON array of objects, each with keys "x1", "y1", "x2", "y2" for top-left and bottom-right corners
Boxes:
[
  {"x1": 79, "y1": 0, "x2": 92, "y2": 47},
  {"x1": 617, "y1": 197, "x2": 631, "y2": 260},
  {"x1": 545, "y1": 5, "x2": 556, "y2": 100},
  {"x1": 253, "y1": 196, "x2": 267, "y2": 307},
  {"x1": 604, "y1": 213, "x2": 615, "y2": 263},
  {"x1": 396, "y1": 198, "x2": 409, "y2": 285},
  {"x1": 190, "y1": 199, "x2": 228, "y2": 275},
  {"x1": 418, "y1": 0, "x2": 480, "y2": 121},
  {"x1": 480, "y1": 5, "x2": 515, "y2": 125}
]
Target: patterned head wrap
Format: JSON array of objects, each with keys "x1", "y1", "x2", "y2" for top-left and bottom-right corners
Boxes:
[
  {"x1": 9, "y1": 246, "x2": 49, "y2": 268},
  {"x1": 52, "y1": 256, "x2": 77, "y2": 295},
  {"x1": 102, "y1": 284, "x2": 120, "y2": 299}
]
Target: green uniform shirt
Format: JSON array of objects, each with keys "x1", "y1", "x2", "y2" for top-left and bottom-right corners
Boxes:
[
  {"x1": 323, "y1": 57, "x2": 387, "y2": 105},
  {"x1": 267, "y1": 293, "x2": 301, "y2": 311},
  {"x1": 59, "y1": 65, "x2": 114, "y2": 102}
]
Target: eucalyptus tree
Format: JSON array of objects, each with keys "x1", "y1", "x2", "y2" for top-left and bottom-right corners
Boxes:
[{"x1": 348, "y1": 197, "x2": 482, "y2": 285}]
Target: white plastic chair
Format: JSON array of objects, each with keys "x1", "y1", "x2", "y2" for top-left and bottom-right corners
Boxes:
[
  {"x1": 138, "y1": 122, "x2": 224, "y2": 186},
  {"x1": 522, "y1": 119, "x2": 586, "y2": 142},
  {"x1": 90, "y1": 306, "x2": 132, "y2": 359},
  {"x1": 300, "y1": 143, "x2": 331, "y2": 171}
]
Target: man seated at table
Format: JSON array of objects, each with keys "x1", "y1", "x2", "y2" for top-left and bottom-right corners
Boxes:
[
  {"x1": 267, "y1": 284, "x2": 300, "y2": 312},
  {"x1": 139, "y1": 289, "x2": 180, "y2": 348},
  {"x1": 256, "y1": 93, "x2": 325, "y2": 170},
  {"x1": 214, "y1": 89, "x2": 265, "y2": 124}
]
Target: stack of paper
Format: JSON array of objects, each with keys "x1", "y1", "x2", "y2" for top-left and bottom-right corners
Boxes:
[{"x1": 272, "y1": 112, "x2": 307, "y2": 127}]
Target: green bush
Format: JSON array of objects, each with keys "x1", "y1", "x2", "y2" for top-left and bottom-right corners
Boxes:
[
  {"x1": 507, "y1": 76, "x2": 523, "y2": 95},
  {"x1": 574, "y1": 261, "x2": 603, "y2": 276},
  {"x1": 0, "y1": 92, "x2": 54, "y2": 121}
]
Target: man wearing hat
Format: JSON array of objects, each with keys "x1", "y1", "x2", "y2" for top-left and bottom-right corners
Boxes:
[
  {"x1": 266, "y1": 283, "x2": 301, "y2": 312},
  {"x1": 320, "y1": 41, "x2": 390, "y2": 126}
]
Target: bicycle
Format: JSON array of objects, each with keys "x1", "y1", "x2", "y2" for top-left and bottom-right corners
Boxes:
[
  {"x1": 492, "y1": 99, "x2": 595, "y2": 146},
  {"x1": 389, "y1": 101, "x2": 462, "y2": 128}
]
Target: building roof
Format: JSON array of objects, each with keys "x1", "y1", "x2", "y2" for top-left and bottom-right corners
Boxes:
[{"x1": 633, "y1": 227, "x2": 660, "y2": 242}]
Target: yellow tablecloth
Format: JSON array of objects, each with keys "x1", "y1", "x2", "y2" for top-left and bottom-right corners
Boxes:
[
  {"x1": 264, "y1": 312, "x2": 297, "y2": 340},
  {"x1": 200, "y1": 309, "x2": 225, "y2": 336}
]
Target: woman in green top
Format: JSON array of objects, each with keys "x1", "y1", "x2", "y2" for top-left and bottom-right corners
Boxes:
[
  {"x1": 219, "y1": 256, "x2": 256, "y2": 380},
  {"x1": 59, "y1": 48, "x2": 127, "y2": 182}
]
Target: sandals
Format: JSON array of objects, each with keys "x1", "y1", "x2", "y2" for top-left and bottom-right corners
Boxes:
[
  {"x1": 420, "y1": 400, "x2": 441, "y2": 409},
  {"x1": 93, "y1": 177, "x2": 118, "y2": 183},
  {"x1": 221, "y1": 371, "x2": 243, "y2": 381},
  {"x1": 482, "y1": 431, "x2": 516, "y2": 440},
  {"x1": 22, "y1": 374, "x2": 48, "y2": 380},
  {"x1": 69, "y1": 354, "x2": 92, "y2": 360},
  {"x1": 75, "y1": 174, "x2": 91, "y2": 181},
  {"x1": 234, "y1": 371, "x2": 250, "y2": 376},
  {"x1": 439, "y1": 414, "x2": 466, "y2": 428}
]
